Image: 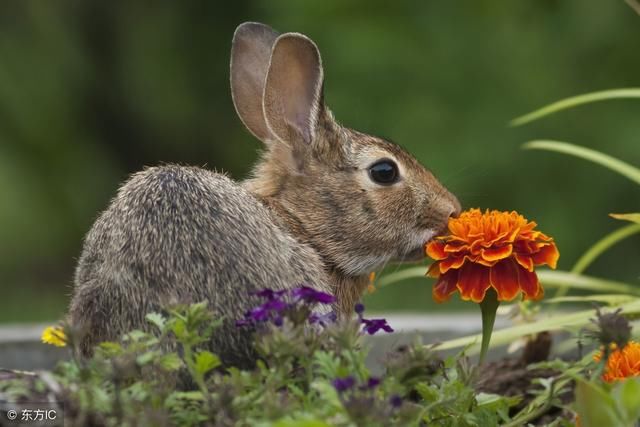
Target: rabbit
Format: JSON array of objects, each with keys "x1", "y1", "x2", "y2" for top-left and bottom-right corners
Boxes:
[{"x1": 67, "y1": 22, "x2": 460, "y2": 368}]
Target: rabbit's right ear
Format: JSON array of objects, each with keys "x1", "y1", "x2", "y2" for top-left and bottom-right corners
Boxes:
[{"x1": 230, "y1": 22, "x2": 279, "y2": 143}]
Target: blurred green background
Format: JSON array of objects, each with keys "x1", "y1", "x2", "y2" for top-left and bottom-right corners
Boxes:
[{"x1": 1, "y1": 1, "x2": 639, "y2": 323}]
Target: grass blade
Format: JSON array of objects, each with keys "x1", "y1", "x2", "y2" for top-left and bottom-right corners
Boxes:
[
  {"x1": 510, "y1": 88, "x2": 640, "y2": 126},
  {"x1": 378, "y1": 267, "x2": 640, "y2": 295},
  {"x1": 522, "y1": 140, "x2": 640, "y2": 186},
  {"x1": 436, "y1": 298, "x2": 640, "y2": 353},
  {"x1": 375, "y1": 266, "x2": 427, "y2": 288},
  {"x1": 610, "y1": 213, "x2": 640, "y2": 224},
  {"x1": 539, "y1": 270, "x2": 640, "y2": 295},
  {"x1": 543, "y1": 294, "x2": 638, "y2": 306}
]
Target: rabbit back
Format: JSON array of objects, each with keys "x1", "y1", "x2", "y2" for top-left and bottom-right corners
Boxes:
[{"x1": 69, "y1": 164, "x2": 329, "y2": 366}]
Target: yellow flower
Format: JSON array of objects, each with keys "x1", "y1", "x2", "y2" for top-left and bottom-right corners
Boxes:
[
  {"x1": 41, "y1": 326, "x2": 67, "y2": 347},
  {"x1": 594, "y1": 341, "x2": 640, "y2": 382}
]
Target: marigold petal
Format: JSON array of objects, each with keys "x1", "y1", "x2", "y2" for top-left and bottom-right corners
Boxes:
[
  {"x1": 469, "y1": 240, "x2": 484, "y2": 256},
  {"x1": 448, "y1": 221, "x2": 467, "y2": 238},
  {"x1": 486, "y1": 230, "x2": 511, "y2": 246},
  {"x1": 426, "y1": 241, "x2": 447, "y2": 260},
  {"x1": 456, "y1": 263, "x2": 491, "y2": 303},
  {"x1": 481, "y1": 245, "x2": 513, "y2": 262},
  {"x1": 518, "y1": 267, "x2": 543, "y2": 300},
  {"x1": 490, "y1": 260, "x2": 521, "y2": 301},
  {"x1": 426, "y1": 262, "x2": 440, "y2": 278},
  {"x1": 531, "y1": 243, "x2": 559, "y2": 269},
  {"x1": 507, "y1": 226, "x2": 521, "y2": 242},
  {"x1": 475, "y1": 257, "x2": 498, "y2": 267},
  {"x1": 515, "y1": 239, "x2": 539, "y2": 254},
  {"x1": 432, "y1": 271, "x2": 459, "y2": 303},
  {"x1": 514, "y1": 254, "x2": 534, "y2": 272},
  {"x1": 444, "y1": 241, "x2": 469, "y2": 254},
  {"x1": 440, "y1": 256, "x2": 466, "y2": 274}
]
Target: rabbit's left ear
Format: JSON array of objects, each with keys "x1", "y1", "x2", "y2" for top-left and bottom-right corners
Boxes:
[
  {"x1": 230, "y1": 22, "x2": 280, "y2": 143},
  {"x1": 263, "y1": 33, "x2": 324, "y2": 146}
]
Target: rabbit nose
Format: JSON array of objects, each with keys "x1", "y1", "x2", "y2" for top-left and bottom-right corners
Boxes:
[
  {"x1": 449, "y1": 201, "x2": 461, "y2": 219},
  {"x1": 446, "y1": 196, "x2": 462, "y2": 219}
]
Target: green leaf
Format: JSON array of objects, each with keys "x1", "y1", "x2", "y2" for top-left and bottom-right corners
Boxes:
[
  {"x1": 415, "y1": 382, "x2": 439, "y2": 402},
  {"x1": 476, "y1": 392, "x2": 519, "y2": 409},
  {"x1": 194, "y1": 350, "x2": 220, "y2": 375},
  {"x1": 610, "y1": 213, "x2": 640, "y2": 225},
  {"x1": 614, "y1": 378, "x2": 640, "y2": 423},
  {"x1": 170, "y1": 319, "x2": 186, "y2": 340},
  {"x1": 159, "y1": 353, "x2": 183, "y2": 371},
  {"x1": 510, "y1": 88, "x2": 640, "y2": 126},
  {"x1": 574, "y1": 379, "x2": 621, "y2": 427},
  {"x1": 522, "y1": 140, "x2": 640, "y2": 186},
  {"x1": 376, "y1": 266, "x2": 426, "y2": 288},
  {"x1": 310, "y1": 381, "x2": 342, "y2": 410},
  {"x1": 97, "y1": 341, "x2": 124, "y2": 357},
  {"x1": 124, "y1": 330, "x2": 149, "y2": 342},
  {"x1": 136, "y1": 350, "x2": 161, "y2": 366},
  {"x1": 274, "y1": 419, "x2": 332, "y2": 427},
  {"x1": 538, "y1": 270, "x2": 640, "y2": 295},
  {"x1": 166, "y1": 390, "x2": 205, "y2": 402},
  {"x1": 145, "y1": 312, "x2": 166, "y2": 331},
  {"x1": 544, "y1": 294, "x2": 638, "y2": 306}
]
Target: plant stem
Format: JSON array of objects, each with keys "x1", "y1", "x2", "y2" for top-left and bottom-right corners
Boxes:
[{"x1": 479, "y1": 289, "x2": 500, "y2": 364}]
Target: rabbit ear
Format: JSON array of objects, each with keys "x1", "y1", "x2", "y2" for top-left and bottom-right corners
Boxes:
[
  {"x1": 230, "y1": 22, "x2": 280, "y2": 143},
  {"x1": 263, "y1": 33, "x2": 324, "y2": 146}
]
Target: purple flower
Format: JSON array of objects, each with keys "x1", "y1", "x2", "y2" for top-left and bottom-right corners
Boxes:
[
  {"x1": 247, "y1": 298, "x2": 288, "y2": 321},
  {"x1": 389, "y1": 394, "x2": 403, "y2": 408},
  {"x1": 309, "y1": 311, "x2": 337, "y2": 326},
  {"x1": 292, "y1": 286, "x2": 336, "y2": 304},
  {"x1": 237, "y1": 286, "x2": 338, "y2": 328},
  {"x1": 362, "y1": 318, "x2": 394, "y2": 335},
  {"x1": 354, "y1": 303, "x2": 394, "y2": 335},
  {"x1": 237, "y1": 291, "x2": 290, "y2": 327},
  {"x1": 332, "y1": 376, "x2": 356, "y2": 392},
  {"x1": 359, "y1": 377, "x2": 380, "y2": 390},
  {"x1": 253, "y1": 288, "x2": 287, "y2": 300}
]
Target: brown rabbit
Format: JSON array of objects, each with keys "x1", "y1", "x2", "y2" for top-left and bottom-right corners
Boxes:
[{"x1": 68, "y1": 22, "x2": 460, "y2": 367}]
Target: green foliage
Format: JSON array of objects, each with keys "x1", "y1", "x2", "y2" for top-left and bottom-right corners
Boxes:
[
  {"x1": 20, "y1": 298, "x2": 638, "y2": 425},
  {"x1": 574, "y1": 378, "x2": 640, "y2": 427},
  {"x1": 15, "y1": 302, "x2": 533, "y2": 426}
]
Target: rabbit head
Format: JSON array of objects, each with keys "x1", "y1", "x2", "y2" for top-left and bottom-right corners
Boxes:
[{"x1": 231, "y1": 22, "x2": 460, "y2": 279}]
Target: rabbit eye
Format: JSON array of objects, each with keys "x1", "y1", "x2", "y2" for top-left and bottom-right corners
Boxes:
[{"x1": 368, "y1": 159, "x2": 399, "y2": 185}]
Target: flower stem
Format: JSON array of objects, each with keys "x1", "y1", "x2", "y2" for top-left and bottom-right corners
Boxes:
[{"x1": 479, "y1": 289, "x2": 500, "y2": 364}]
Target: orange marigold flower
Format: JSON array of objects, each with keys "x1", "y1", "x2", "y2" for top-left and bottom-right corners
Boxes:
[
  {"x1": 425, "y1": 208, "x2": 559, "y2": 303},
  {"x1": 594, "y1": 341, "x2": 640, "y2": 382}
]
